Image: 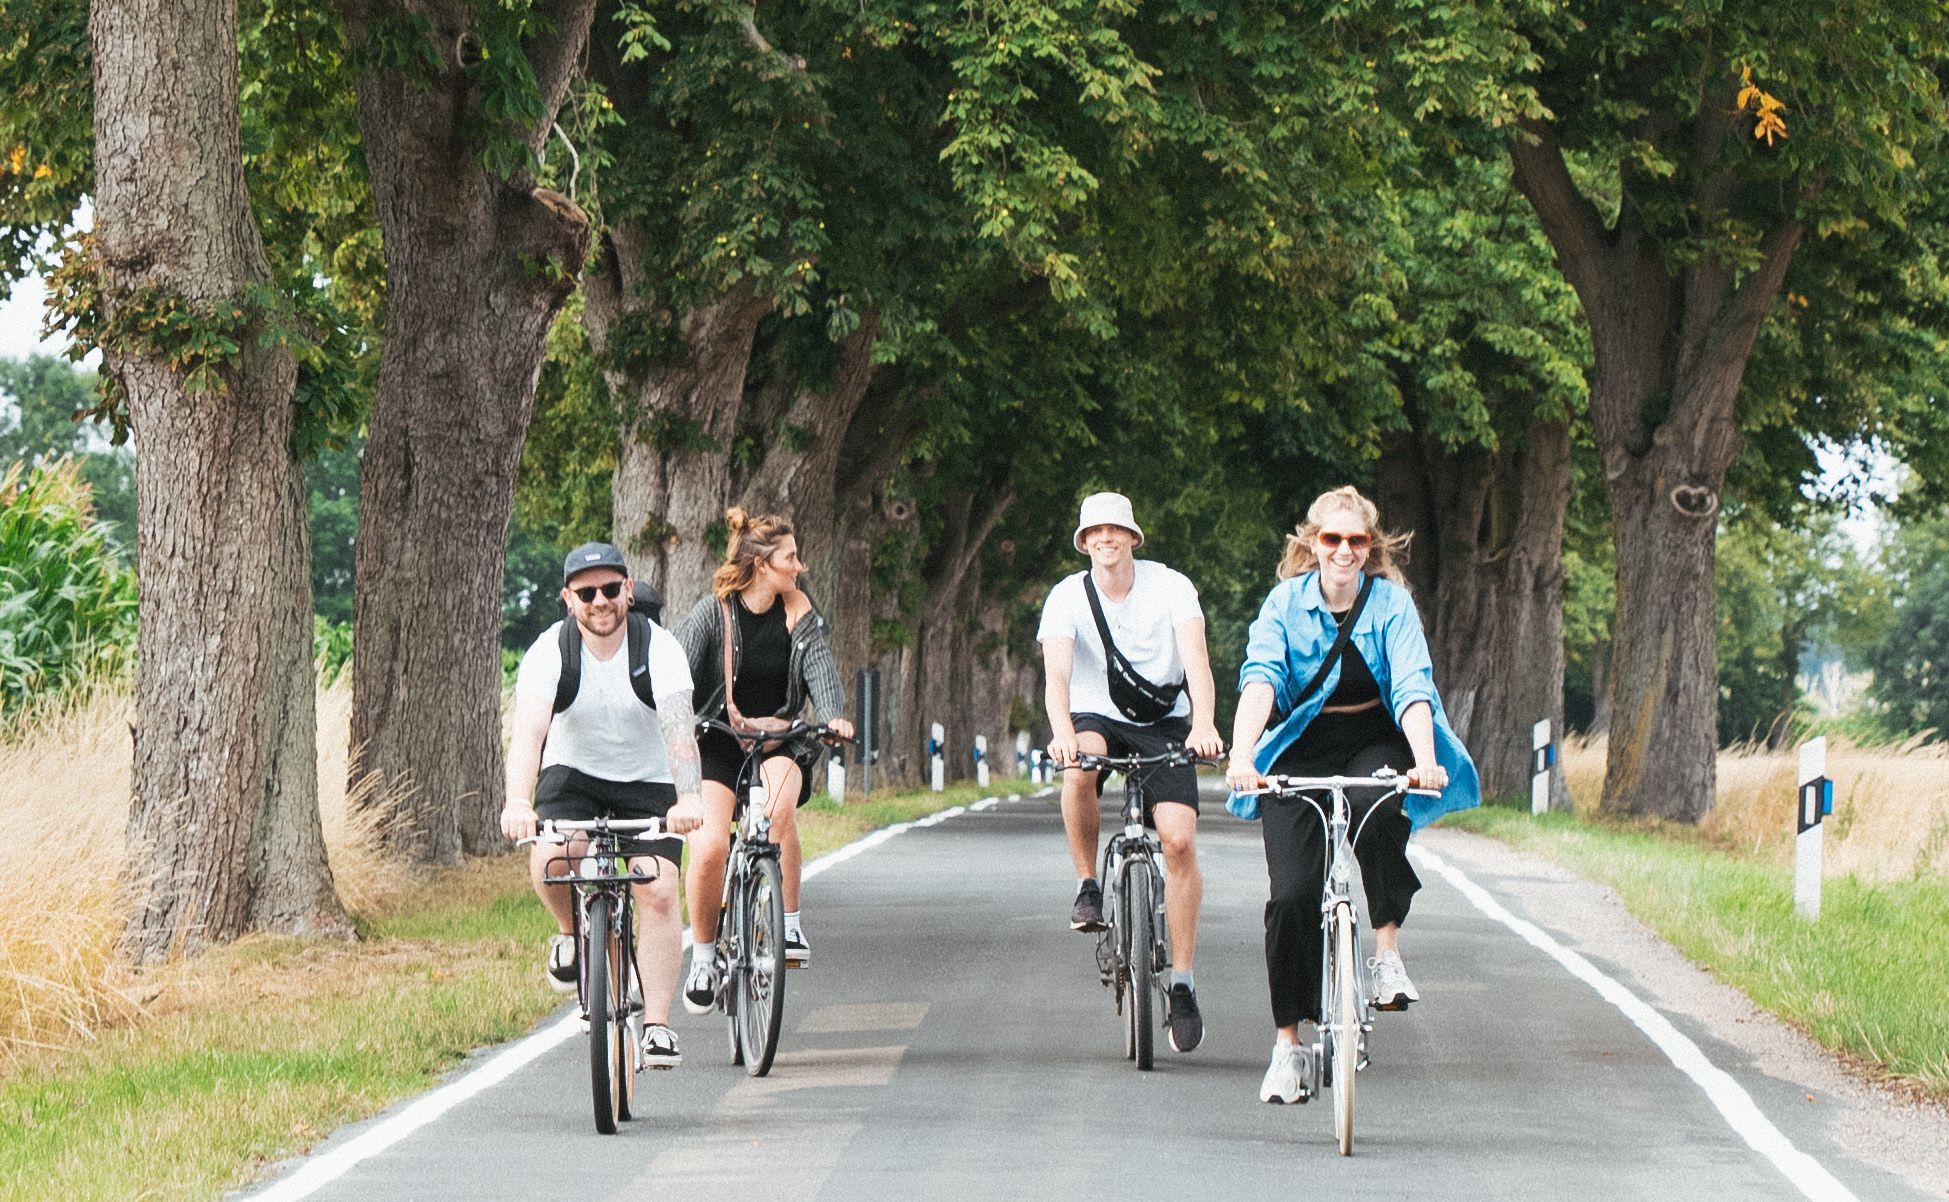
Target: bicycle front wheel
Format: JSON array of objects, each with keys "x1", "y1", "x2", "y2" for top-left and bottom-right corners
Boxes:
[
  {"x1": 585, "y1": 894, "x2": 621, "y2": 1135},
  {"x1": 1124, "y1": 859, "x2": 1155, "y2": 1071},
  {"x1": 736, "y1": 855, "x2": 787, "y2": 1077},
  {"x1": 615, "y1": 898, "x2": 639, "y2": 1123},
  {"x1": 1330, "y1": 901, "x2": 1358, "y2": 1155}
]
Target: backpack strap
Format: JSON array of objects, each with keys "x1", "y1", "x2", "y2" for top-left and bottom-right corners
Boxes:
[
  {"x1": 624, "y1": 611, "x2": 657, "y2": 709},
  {"x1": 553, "y1": 619, "x2": 582, "y2": 714},
  {"x1": 1292, "y1": 572, "x2": 1376, "y2": 708},
  {"x1": 719, "y1": 598, "x2": 746, "y2": 727}
]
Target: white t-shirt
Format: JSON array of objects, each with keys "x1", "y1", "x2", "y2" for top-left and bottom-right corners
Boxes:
[
  {"x1": 513, "y1": 619, "x2": 694, "y2": 783},
  {"x1": 1037, "y1": 560, "x2": 1203, "y2": 722}
]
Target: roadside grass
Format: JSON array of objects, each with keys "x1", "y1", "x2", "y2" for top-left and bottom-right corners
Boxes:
[
  {"x1": 1445, "y1": 794, "x2": 1949, "y2": 1101},
  {"x1": 0, "y1": 679, "x2": 1017, "y2": 1200}
]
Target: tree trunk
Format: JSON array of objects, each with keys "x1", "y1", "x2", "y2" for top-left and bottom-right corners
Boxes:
[
  {"x1": 339, "y1": 0, "x2": 595, "y2": 862},
  {"x1": 95, "y1": 0, "x2": 348, "y2": 960},
  {"x1": 1375, "y1": 418, "x2": 1573, "y2": 809},
  {"x1": 1510, "y1": 118, "x2": 1806, "y2": 821}
]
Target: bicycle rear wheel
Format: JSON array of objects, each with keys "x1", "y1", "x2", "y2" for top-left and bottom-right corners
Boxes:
[
  {"x1": 615, "y1": 899, "x2": 639, "y2": 1122},
  {"x1": 723, "y1": 875, "x2": 744, "y2": 1066},
  {"x1": 585, "y1": 894, "x2": 621, "y2": 1135},
  {"x1": 1124, "y1": 859, "x2": 1155, "y2": 1071},
  {"x1": 1330, "y1": 901, "x2": 1358, "y2": 1155},
  {"x1": 736, "y1": 855, "x2": 788, "y2": 1077}
]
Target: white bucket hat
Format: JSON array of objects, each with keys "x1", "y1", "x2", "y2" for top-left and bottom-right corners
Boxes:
[{"x1": 1073, "y1": 491, "x2": 1145, "y2": 554}]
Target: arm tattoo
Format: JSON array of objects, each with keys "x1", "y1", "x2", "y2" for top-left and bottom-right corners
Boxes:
[{"x1": 658, "y1": 691, "x2": 704, "y2": 796}]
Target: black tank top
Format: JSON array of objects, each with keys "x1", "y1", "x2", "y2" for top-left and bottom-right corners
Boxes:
[
  {"x1": 732, "y1": 595, "x2": 791, "y2": 717},
  {"x1": 1323, "y1": 608, "x2": 1380, "y2": 708}
]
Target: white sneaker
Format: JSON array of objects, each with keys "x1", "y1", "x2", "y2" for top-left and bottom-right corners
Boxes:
[
  {"x1": 545, "y1": 933, "x2": 576, "y2": 994},
  {"x1": 682, "y1": 955, "x2": 719, "y2": 1015},
  {"x1": 642, "y1": 1023, "x2": 682, "y2": 1069},
  {"x1": 1370, "y1": 948, "x2": 1419, "y2": 1010},
  {"x1": 1259, "y1": 1041, "x2": 1310, "y2": 1104}
]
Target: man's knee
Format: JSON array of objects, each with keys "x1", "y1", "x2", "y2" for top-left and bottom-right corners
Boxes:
[{"x1": 634, "y1": 871, "x2": 679, "y2": 918}]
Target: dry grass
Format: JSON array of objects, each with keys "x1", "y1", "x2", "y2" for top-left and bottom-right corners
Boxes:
[
  {"x1": 0, "y1": 678, "x2": 416, "y2": 1067},
  {"x1": 1560, "y1": 734, "x2": 1949, "y2": 881}
]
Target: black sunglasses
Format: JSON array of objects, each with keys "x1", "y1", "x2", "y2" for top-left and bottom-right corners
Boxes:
[{"x1": 571, "y1": 580, "x2": 627, "y2": 604}]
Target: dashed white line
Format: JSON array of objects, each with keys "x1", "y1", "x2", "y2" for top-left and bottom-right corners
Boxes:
[
  {"x1": 1410, "y1": 845, "x2": 1859, "y2": 1202},
  {"x1": 248, "y1": 789, "x2": 1040, "y2": 1201}
]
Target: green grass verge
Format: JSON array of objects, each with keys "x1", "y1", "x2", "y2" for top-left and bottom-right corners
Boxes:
[
  {"x1": 1442, "y1": 804, "x2": 1949, "y2": 1099},
  {"x1": 0, "y1": 780, "x2": 1017, "y2": 1200}
]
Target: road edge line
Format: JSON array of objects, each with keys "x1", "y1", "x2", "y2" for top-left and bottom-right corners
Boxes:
[
  {"x1": 248, "y1": 787, "x2": 1049, "y2": 1201},
  {"x1": 1409, "y1": 844, "x2": 1858, "y2": 1202}
]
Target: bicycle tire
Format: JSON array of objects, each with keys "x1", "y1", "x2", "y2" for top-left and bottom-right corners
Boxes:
[
  {"x1": 737, "y1": 854, "x2": 788, "y2": 1077},
  {"x1": 1126, "y1": 859, "x2": 1154, "y2": 1071},
  {"x1": 616, "y1": 898, "x2": 639, "y2": 1122},
  {"x1": 1331, "y1": 902, "x2": 1358, "y2": 1155},
  {"x1": 724, "y1": 872, "x2": 745, "y2": 1066},
  {"x1": 586, "y1": 894, "x2": 620, "y2": 1135}
]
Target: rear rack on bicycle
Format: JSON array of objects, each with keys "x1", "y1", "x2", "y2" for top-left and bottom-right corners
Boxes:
[{"x1": 542, "y1": 851, "x2": 665, "y2": 887}]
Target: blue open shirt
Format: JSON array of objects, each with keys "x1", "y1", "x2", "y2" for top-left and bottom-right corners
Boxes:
[{"x1": 1228, "y1": 571, "x2": 1479, "y2": 829}]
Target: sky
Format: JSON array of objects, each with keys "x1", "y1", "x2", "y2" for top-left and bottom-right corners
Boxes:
[{"x1": 0, "y1": 276, "x2": 66, "y2": 361}]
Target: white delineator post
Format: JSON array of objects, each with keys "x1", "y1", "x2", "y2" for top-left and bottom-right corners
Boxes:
[
  {"x1": 1531, "y1": 719, "x2": 1554, "y2": 815},
  {"x1": 1795, "y1": 736, "x2": 1831, "y2": 921},
  {"x1": 826, "y1": 752, "x2": 845, "y2": 807},
  {"x1": 974, "y1": 734, "x2": 990, "y2": 788},
  {"x1": 1015, "y1": 730, "x2": 1031, "y2": 778},
  {"x1": 930, "y1": 722, "x2": 945, "y2": 793}
]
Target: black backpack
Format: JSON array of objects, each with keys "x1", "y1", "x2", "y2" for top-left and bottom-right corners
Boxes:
[{"x1": 553, "y1": 581, "x2": 664, "y2": 713}]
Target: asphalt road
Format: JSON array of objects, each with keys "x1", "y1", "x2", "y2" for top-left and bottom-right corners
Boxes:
[{"x1": 245, "y1": 787, "x2": 1932, "y2": 1201}]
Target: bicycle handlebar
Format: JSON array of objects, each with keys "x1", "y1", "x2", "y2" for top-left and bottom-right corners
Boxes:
[
  {"x1": 1066, "y1": 748, "x2": 1222, "y2": 772},
  {"x1": 695, "y1": 716, "x2": 858, "y2": 747},
  {"x1": 517, "y1": 816, "x2": 681, "y2": 847},
  {"x1": 1233, "y1": 769, "x2": 1442, "y2": 799}
]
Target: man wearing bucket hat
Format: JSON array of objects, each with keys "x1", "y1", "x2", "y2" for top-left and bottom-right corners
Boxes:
[
  {"x1": 1038, "y1": 492, "x2": 1225, "y2": 1053},
  {"x1": 500, "y1": 542, "x2": 708, "y2": 1069}
]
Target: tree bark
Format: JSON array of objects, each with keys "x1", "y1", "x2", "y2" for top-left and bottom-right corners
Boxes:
[
  {"x1": 1510, "y1": 118, "x2": 1806, "y2": 821},
  {"x1": 339, "y1": 0, "x2": 595, "y2": 862},
  {"x1": 1375, "y1": 419, "x2": 1572, "y2": 810},
  {"x1": 95, "y1": 0, "x2": 349, "y2": 960}
]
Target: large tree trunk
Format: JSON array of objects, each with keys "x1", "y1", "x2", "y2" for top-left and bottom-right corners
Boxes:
[
  {"x1": 584, "y1": 236, "x2": 773, "y2": 604},
  {"x1": 339, "y1": 0, "x2": 594, "y2": 862},
  {"x1": 95, "y1": 0, "x2": 348, "y2": 960},
  {"x1": 1511, "y1": 118, "x2": 1806, "y2": 821},
  {"x1": 1375, "y1": 418, "x2": 1572, "y2": 810}
]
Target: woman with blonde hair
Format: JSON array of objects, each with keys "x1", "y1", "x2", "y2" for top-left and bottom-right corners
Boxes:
[
  {"x1": 1224, "y1": 485, "x2": 1479, "y2": 1104},
  {"x1": 672, "y1": 508, "x2": 853, "y2": 1013}
]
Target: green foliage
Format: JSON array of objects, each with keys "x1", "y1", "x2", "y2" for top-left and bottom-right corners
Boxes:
[
  {"x1": 313, "y1": 616, "x2": 354, "y2": 685},
  {"x1": 0, "y1": 457, "x2": 136, "y2": 718},
  {"x1": 0, "y1": 355, "x2": 133, "y2": 544},
  {"x1": 1866, "y1": 511, "x2": 1949, "y2": 739}
]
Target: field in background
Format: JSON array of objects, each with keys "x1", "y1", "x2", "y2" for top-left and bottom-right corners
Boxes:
[{"x1": 1559, "y1": 734, "x2": 1949, "y2": 881}]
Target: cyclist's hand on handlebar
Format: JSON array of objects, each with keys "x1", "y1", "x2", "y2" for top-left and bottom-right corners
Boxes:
[
  {"x1": 826, "y1": 718, "x2": 855, "y2": 743},
  {"x1": 665, "y1": 796, "x2": 706, "y2": 835},
  {"x1": 1225, "y1": 751, "x2": 1264, "y2": 794},
  {"x1": 500, "y1": 799, "x2": 538, "y2": 843},
  {"x1": 1047, "y1": 733, "x2": 1078, "y2": 767},
  {"x1": 1186, "y1": 722, "x2": 1225, "y2": 760},
  {"x1": 1407, "y1": 763, "x2": 1448, "y2": 792}
]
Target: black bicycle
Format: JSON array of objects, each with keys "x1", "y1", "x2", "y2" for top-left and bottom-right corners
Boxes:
[
  {"x1": 1069, "y1": 747, "x2": 1213, "y2": 1070},
  {"x1": 521, "y1": 816, "x2": 673, "y2": 1134},
  {"x1": 696, "y1": 716, "x2": 853, "y2": 1076}
]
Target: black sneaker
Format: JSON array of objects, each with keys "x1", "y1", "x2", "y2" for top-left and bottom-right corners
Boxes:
[
  {"x1": 1070, "y1": 881, "x2": 1107, "y2": 932},
  {"x1": 642, "y1": 1023, "x2": 681, "y2": 1069},
  {"x1": 1167, "y1": 983, "x2": 1204, "y2": 1053},
  {"x1": 546, "y1": 933, "x2": 577, "y2": 992},
  {"x1": 682, "y1": 955, "x2": 719, "y2": 1015}
]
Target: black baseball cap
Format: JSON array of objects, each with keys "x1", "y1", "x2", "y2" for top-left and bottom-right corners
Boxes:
[{"x1": 562, "y1": 541, "x2": 629, "y2": 585}]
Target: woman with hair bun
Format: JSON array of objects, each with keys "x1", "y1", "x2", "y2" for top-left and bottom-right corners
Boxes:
[
  {"x1": 672, "y1": 507, "x2": 853, "y2": 1014},
  {"x1": 1224, "y1": 485, "x2": 1479, "y2": 1104}
]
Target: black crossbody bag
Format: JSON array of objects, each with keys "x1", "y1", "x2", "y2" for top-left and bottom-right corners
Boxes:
[
  {"x1": 1289, "y1": 572, "x2": 1376, "y2": 710},
  {"x1": 1083, "y1": 573, "x2": 1186, "y2": 725}
]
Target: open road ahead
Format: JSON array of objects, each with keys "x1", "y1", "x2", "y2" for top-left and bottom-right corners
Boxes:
[{"x1": 245, "y1": 787, "x2": 1939, "y2": 1201}]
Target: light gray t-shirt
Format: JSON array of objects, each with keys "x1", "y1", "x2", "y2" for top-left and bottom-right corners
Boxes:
[
  {"x1": 1037, "y1": 561, "x2": 1203, "y2": 722},
  {"x1": 513, "y1": 619, "x2": 694, "y2": 782}
]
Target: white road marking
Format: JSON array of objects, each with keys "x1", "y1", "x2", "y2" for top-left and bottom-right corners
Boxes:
[
  {"x1": 1410, "y1": 845, "x2": 1859, "y2": 1202},
  {"x1": 248, "y1": 794, "x2": 1034, "y2": 1200}
]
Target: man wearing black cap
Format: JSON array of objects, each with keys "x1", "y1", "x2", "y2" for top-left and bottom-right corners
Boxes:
[{"x1": 501, "y1": 542, "x2": 706, "y2": 1068}]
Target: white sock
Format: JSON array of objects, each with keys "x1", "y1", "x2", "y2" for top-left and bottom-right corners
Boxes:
[
  {"x1": 691, "y1": 940, "x2": 714, "y2": 970},
  {"x1": 1171, "y1": 969, "x2": 1195, "y2": 991},
  {"x1": 784, "y1": 911, "x2": 803, "y2": 939}
]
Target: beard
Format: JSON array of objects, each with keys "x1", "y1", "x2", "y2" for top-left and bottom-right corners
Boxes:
[{"x1": 580, "y1": 605, "x2": 624, "y2": 638}]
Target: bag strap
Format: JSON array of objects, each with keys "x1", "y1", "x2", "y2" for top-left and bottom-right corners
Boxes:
[
  {"x1": 1292, "y1": 573, "x2": 1376, "y2": 707},
  {"x1": 624, "y1": 611, "x2": 657, "y2": 709},
  {"x1": 1082, "y1": 572, "x2": 1145, "y2": 683},
  {"x1": 719, "y1": 597, "x2": 746, "y2": 727},
  {"x1": 553, "y1": 619, "x2": 581, "y2": 714}
]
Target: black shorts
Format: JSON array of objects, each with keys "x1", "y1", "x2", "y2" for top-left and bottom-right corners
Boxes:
[
  {"x1": 699, "y1": 726, "x2": 816, "y2": 809},
  {"x1": 1071, "y1": 712, "x2": 1198, "y2": 813},
  {"x1": 534, "y1": 765, "x2": 684, "y2": 865}
]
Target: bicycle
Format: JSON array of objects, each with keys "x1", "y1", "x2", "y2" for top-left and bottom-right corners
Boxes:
[
  {"x1": 521, "y1": 816, "x2": 676, "y2": 1135},
  {"x1": 696, "y1": 716, "x2": 853, "y2": 1077},
  {"x1": 1236, "y1": 768, "x2": 1437, "y2": 1155},
  {"x1": 1068, "y1": 747, "x2": 1213, "y2": 1071}
]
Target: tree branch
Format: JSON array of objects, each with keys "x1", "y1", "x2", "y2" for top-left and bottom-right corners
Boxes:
[
  {"x1": 523, "y1": 0, "x2": 599, "y2": 156},
  {"x1": 1507, "y1": 118, "x2": 1612, "y2": 306}
]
